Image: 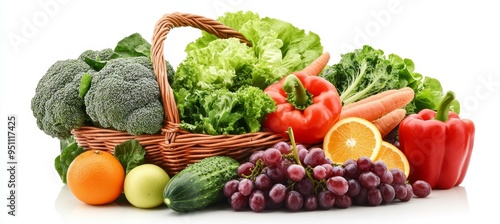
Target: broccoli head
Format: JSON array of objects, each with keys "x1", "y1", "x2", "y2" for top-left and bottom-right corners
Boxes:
[
  {"x1": 78, "y1": 48, "x2": 116, "y2": 71},
  {"x1": 78, "y1": 48, "x2": 116, "y2": 62},
  {"x1": 84, "y1": 56, "x2": 164, "y2": 135},
  {"x1": 166, "y1": 60, "x2": 175, "y2": 85},
  {"x1": 31, "y1": 59, "x2": 93, "y2": 139}
]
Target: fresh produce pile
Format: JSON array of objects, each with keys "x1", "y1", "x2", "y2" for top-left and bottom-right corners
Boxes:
[
  {"x1": 31, "y1": 10, "x2": 475, "y2": 213},
  {"x1": 172, "y1": 11, "x2": 324, "y2": 135}
]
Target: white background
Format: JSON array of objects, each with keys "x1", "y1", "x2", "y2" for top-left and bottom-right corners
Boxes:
[{"x1": 1, "y1": 0, "x2": 499, "y2": 223}]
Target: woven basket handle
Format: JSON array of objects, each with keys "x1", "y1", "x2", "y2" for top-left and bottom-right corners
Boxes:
[{"x1": 151, "y1": 12, "x2": 251, "y2": 126}]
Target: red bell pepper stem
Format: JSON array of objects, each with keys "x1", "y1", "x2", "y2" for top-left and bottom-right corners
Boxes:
[
  {"x1": 282, "y1": 74, "x2": 313, "y2": 110},
  {"x1": 434, "y1": 91, "x2": 455, "y2": 122}
]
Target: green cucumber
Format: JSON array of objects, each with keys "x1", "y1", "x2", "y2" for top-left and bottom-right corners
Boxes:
[{"x1": 163, "y1": 156, "x2": 239, "y2": 212}]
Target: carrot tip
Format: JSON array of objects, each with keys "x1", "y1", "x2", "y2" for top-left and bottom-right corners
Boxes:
[{"x1": 301, "y1": 52, "x2": 331, "y2": 76}]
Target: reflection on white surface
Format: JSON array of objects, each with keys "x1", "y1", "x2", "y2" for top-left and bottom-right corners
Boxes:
[{"x1": 53, "y1": 185, "x2": 472, "y2": 224}]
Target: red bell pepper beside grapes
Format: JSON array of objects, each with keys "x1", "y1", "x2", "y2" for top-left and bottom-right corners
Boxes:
[
  {"x1": 262, "y1": 72, "x2": 342, "y2": 144},
  {"x1": 398, "y1": 91, "x2": 475, "y2": 189}
]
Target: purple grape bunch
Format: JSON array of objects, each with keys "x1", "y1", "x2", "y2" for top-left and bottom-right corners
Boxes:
[{"x1": 224, "y1": 141, "x2": 431, "y2": 212}]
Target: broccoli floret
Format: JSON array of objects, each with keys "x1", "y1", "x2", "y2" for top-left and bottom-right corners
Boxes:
[
  {"x1": 78, "y1": 48, "x2": 116, "y2": 71},
  {"x1": 84, "y1": 56, "x2": 164, "y2": 135},
  {"x1": 31, "y1": 59, "x2": 94, "y2": 139},
  {"x1": 78, "y1": 48, "x2": 116, "y2": 62}
]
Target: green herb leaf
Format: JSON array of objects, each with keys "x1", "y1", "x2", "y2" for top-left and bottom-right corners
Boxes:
[{"x1": 113, "y1": 139, "x2": 146, "y2": 174}]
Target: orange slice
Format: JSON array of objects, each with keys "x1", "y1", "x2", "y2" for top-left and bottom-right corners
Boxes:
[
  {"x1": 323, "y1": 117, "x2": 382, "y2": 165},
  {"x1": 375, "y1": 141, "x2": 410, "y2": 178}
]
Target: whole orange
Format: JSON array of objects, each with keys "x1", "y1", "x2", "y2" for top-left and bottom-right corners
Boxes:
[{"x1": 67, "y1": 150, "x2": 125, "y2": 205}]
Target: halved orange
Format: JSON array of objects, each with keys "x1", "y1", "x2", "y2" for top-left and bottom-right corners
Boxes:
[
  {"x1": 323, "y1": 117, "x2": 382, "y2": 165},
  {"x1": 374, "y1": 141, "x2": 410, "y2": 178}
]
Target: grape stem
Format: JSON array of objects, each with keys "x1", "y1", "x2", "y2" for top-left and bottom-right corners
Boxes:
[
  {"x1": 287, "y1": 127, "x2": 302, "y2": 166},
  {"x1": 243, "y1": 159, "x2": 264, "y2": 181},
  {"x1": 287, "y1": 127, "x2": 325, "y2": 194}
]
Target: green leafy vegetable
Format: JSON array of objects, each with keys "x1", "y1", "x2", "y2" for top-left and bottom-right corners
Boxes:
[
  {"x1": 80, "y1": 33, "x2": 153, "y2": 71},
  {"x1": 320, "y1": 45, "x2": 418, "y2": 105},
  {"x1": 175, "y1": 10, "x2": 324, "y2": 91},
  {"x1": 114, "y1": 33, "x2": 152, "y2": 58},
  {"x1": 54, "y1": 136, "x2": 85, "y2": 183},
  {"x1": 174, "y1": 38, "x2": 256, "y2": 91},
  {"x1": 411, "y1": 77, "x2": 460, "y2": 114},
  {"x1": 261, "y1": 17, "x2": 323, "y2": 72},
  {"x1": 176, "y1": 86, "x2": 276, "y2": 135},
  {"x1": 113, "y1": 139, "x2": 146, "y2": 174},
  {"x1": 320, "y1": 45, "x2": 460, "y2": 114}
]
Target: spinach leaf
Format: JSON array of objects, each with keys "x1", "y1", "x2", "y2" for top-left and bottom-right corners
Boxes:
[
  {"x1": 113, "y1": 33, "x2": 151, "y2": 58},
  {"x1": 55, "y1": 136, "x2": 85, "y2": 184},
  {"x1": 113, "y1": 139, "x2": 146, "y2": 174}
]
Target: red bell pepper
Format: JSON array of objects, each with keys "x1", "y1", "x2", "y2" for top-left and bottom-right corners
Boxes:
[
  {"x1": 262, "y1": 72, "x2": 342, "y2": 144},
  {"x1": 398, "y1": 91, "x2": 475, "y2": 189}
]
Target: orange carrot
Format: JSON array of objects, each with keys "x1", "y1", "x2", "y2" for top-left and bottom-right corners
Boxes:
[
  {"x1": 342, "y1": 87, "x2": 412, "y2": 111},
  {"x1": 372, "y1": 108, "x2": 407, "y2": 137},
  {"x1": 340, "y1": 87, "x2": 414, "y2": 121},
  {"x1": 301, "y1": 52, "x2": 330, "y2": 76}
]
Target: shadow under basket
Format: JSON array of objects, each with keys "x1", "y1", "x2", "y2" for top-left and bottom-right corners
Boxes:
[{"x1": 71, "y1": 12, "x2": 285, "y2": 176}]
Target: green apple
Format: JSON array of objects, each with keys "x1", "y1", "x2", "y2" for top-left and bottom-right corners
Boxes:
[{"x1": 124, "y1": 164, "x2": 170, "y2": 208}]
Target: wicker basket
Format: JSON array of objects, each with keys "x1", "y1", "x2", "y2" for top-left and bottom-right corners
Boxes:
[{"x1": 72, "y1": 12, "x2": 285, "y2": 175}]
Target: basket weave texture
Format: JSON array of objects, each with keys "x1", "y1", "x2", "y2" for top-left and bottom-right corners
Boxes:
[{"x1": 72, "y1": 12, "x2": 285, "y2": 175}]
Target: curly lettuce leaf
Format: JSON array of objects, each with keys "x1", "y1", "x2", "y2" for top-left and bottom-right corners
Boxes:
[
  {"x1": 177, "y1": 11, "x2": 323, "y2": 92},
  {"x1": 176, "y1": 86, "x2": 276, "y2": 135},
  {"x1": 262, "y1": 17, "x2": 323, "y2": 71},
  {"x1": 184, "y1": 11, "x2": 259, "y2": 52},
  {"x1": 174, "y1": 38, "x2": 256, "y2": 91},
  {"x1": 218, "y1": 11, "x2": 261, "y2": 32},
  {"x1": 238, "y1": 86, "x2": 277, "y2": 132},
  {"x1": 411, "y1": 76, "x2": 460, "y2": 114}
]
